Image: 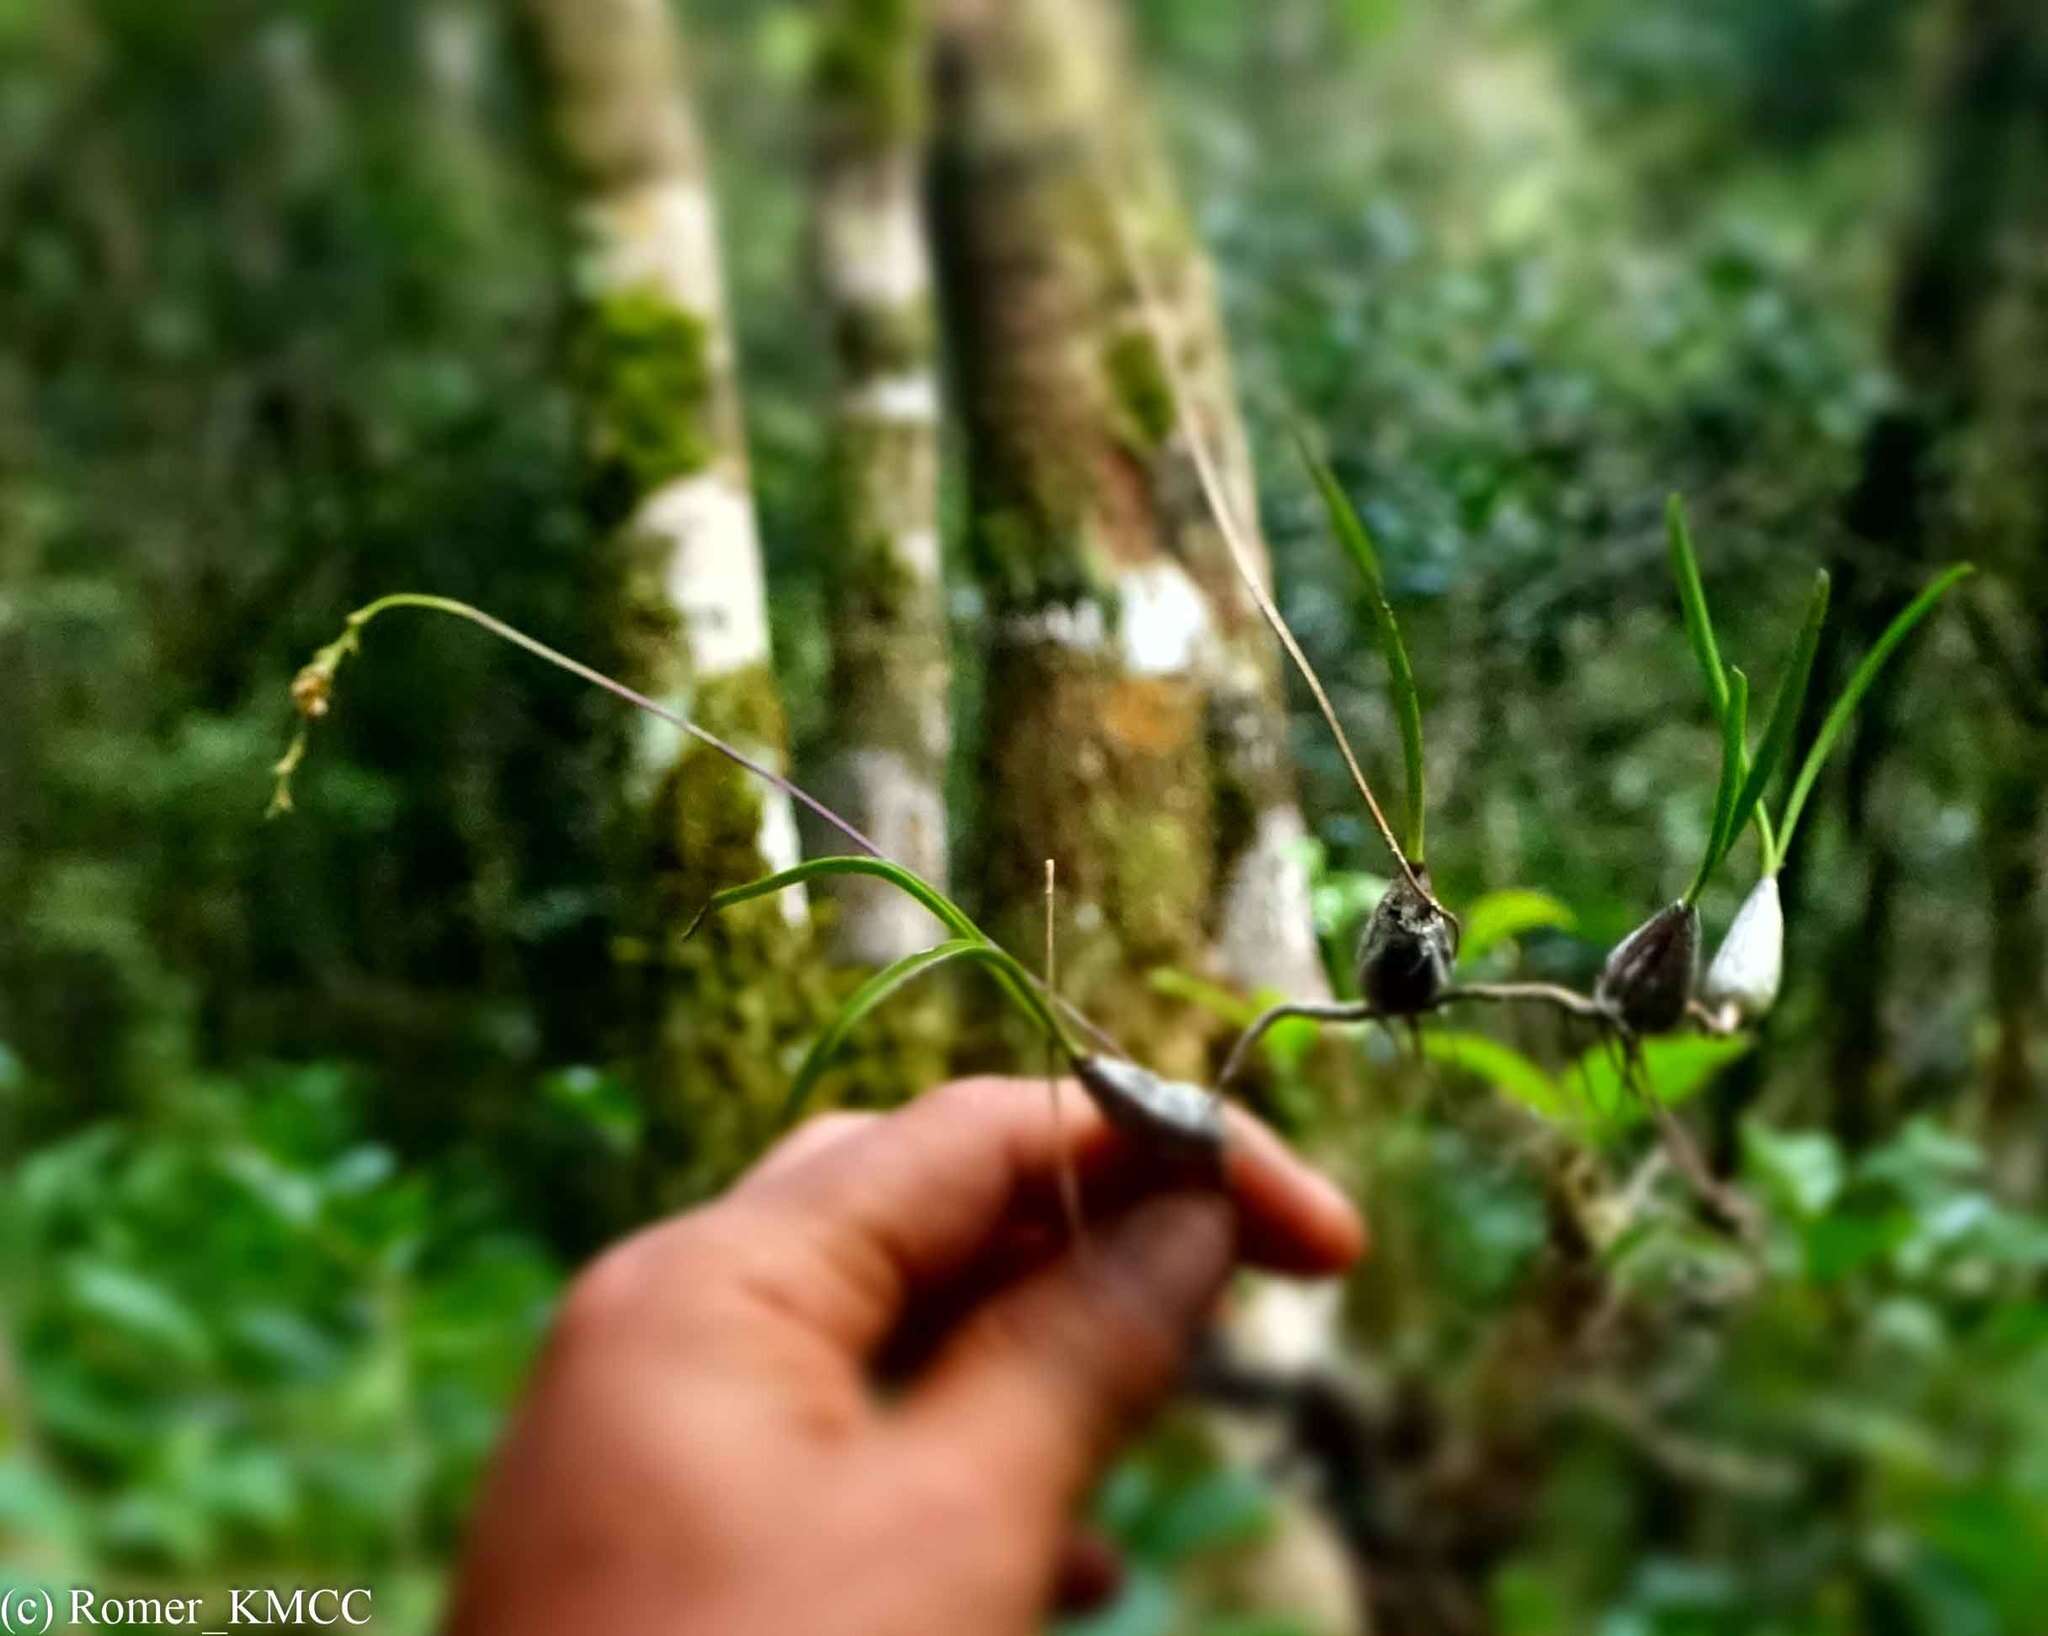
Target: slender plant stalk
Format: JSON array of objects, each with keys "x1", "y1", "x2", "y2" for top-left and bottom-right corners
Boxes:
[
  {"x1": 1103, "y1": 199, "x2": 1446, "y2": 923},
  {"x1": 1296, "y1": 426, "x2": 1427, "y2": 862},
  {"x1": 273, "y1": 594, "x2": 883, "y2": 856}
]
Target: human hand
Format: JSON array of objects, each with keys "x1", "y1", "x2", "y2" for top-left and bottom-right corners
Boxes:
[{"x1": 445, "y1": 1076, "x2": 1365, "y2": 1636}]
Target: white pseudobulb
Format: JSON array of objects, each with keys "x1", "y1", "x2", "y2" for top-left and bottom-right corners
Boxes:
[{"x1": 1702, "y1": 875, "x2": 1784, "y2": 1020}]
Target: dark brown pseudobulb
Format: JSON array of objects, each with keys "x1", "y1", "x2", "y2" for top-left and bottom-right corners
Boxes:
[
  {"x1": 1595, "y1": 900, "x2": 1700, "y2": 1034},
  {"x1": 1355, "y1": 864, "x2": 1456, "y2": 1015},
  {"x1": 1072, "y1": 1056, "x2": 1226, "y2": 1179}
]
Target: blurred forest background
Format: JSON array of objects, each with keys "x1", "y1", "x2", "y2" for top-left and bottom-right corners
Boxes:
[{"x1": 3, "y1": 0, "x2": 2045, "y2": 1631}]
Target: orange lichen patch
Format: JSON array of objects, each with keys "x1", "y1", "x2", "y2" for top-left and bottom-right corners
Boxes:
[{"x1": 1100, "y1": 675, "x2": 1202, "y2": 756}]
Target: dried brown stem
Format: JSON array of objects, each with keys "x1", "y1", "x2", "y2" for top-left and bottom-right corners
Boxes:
[{"x1": 1102, "y1": 202, "x2": 1447, "y2": 926}]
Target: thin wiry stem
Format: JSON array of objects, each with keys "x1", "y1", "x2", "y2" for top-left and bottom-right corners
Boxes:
[
  {"x1": 1441, "y1": 982, "x2": 1615, "y2": 1021},
  {"x1": 275, "y1": 593, "x2": 1126, "y2": 1060},
  {"x1": 1219, "y1": 981, "x2": 1616, "y2": 1087},
  {"x1": 1102, "y1": 202, "x2": 1447, "y2": 927},
  {"x1": 1221, "y1": 1000, "x2": 1380, "y2": 1087},
  {"x1": 294, "y1": 593, "x2": 885, "y2": 857}
]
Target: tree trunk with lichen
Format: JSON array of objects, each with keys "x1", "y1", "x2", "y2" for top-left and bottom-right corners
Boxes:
[
  {"x1": 931, "y1": 0, "x2": 1220, "y2": 1079},
  {"x1": 1098, "y1": 77, "x2": 1330, "y2": 1008},
  {"x1": 1824, "y1": 0, "x2": 2037, "y2": 1145},
  {"x1": 932, "y1": 0, "x2": 1328, "y2": 1077},
  {"x1": 811, "y1": 0, "x2": 953, "y2": 970},
  {"x1": 525, "y1": 0, "x2": 822, "y2": 1198}
]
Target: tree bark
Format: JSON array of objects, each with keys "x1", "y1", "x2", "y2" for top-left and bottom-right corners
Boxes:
[
  {"x1": 932, "y1": 0, "x2": 1328, "y2": 1076},
  {"x1": 931, "y1": 0, "x2": 1218, "y2": 1075},
  {"x1": 525, "y1": 0, "x2": 817, "y2": 1195},
  {"x1": 1099, "y1": 53, "x2": 1331, "y2": 1006},
  {"x1": 1823, "y1": 0, "x2": 2036, "y2": 1144},
  {"x1": 811, "y1": 0, "x2": 953, "y2": 968}
]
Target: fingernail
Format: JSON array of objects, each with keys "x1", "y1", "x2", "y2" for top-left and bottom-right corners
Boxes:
[{"x1": 1098, "y1": 1193, "x2": 1237, "y2": 1329}]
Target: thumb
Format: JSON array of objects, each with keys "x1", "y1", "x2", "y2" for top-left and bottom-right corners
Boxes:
[{"x1": 899, "y1": 1192, "x2": 1237, "y2": 1523}]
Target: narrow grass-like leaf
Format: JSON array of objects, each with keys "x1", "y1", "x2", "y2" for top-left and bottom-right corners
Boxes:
[
  {"x1": 1689, "y1": 667, "x2": 1749, "y2": 905},
  {"x1": 693, "y1": 855, "x2": 1073, "y2": 1061},
  {"x1": 1718, "y1": 570, "x2": 1829, "y2": 881},
  {"x1": 1776, "y1": 564, "x2": 1973, "y2": 861},
  {"x1": 1147, "y1": 967, "x2": 1261, "y2": 1029},
  {"x1": 1456, "y1": 888, "x2": 1578, "y2": 966},
  {"x1": 1666, "y1": 500, "x2": 1780, "y2": 868},
  {"x1": 688, "y1": 855, "x2": 979, "y2": 943},
  {"x1": 1667, "y1": 494, "x2": 1729, "y2": 717},
  {"x1": 778, "y1": 939, "x2": 1069, "y2": 1125},
  {"x1": 1299, "y1": 434, "x2": 1428, "y2": 862}
]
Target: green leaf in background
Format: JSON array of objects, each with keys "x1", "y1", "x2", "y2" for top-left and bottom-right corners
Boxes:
[
  {"x1": 1148, "y1": 966, "x2": 1261, "y2": 1029},
  {"x1": 1298, "y1": 430, "x2": 1429, "y2": 861},
  {"x1": 1562, "y1": 1033, "x2": 1755, "y2": 1138},
  {"x1": 1421, "y1": 1031, "x2": 1563, "y2": 1117},
  {"x1": 1775, "y1": 564, "x2": 1974, "y2": 860},
  {"x1": 64, "y1": 1262, "x2": 212, "y2": 1368},
  {"x1": 1741, "y1": 1123, "x2": 1845, "y2": 1219},
  {"x1": 1458, "y1": 887, "x2": 1579, "y2": 965},
  {"x1": 1058, "y1": 1567, "x2": 1176, "y2": 1636},
  {"x1": 1128, "y1": 1465, "x2": 1276, "y2": 1563}
]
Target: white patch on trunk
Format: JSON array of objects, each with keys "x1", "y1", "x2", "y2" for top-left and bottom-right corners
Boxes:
[
  {"x1": 582, "y1": 177, "x2": 727, "y2": 326},
  {"x1": 828, "y1": 747, "x2": 950, "y2": 965},
  {"x1": 893, "y1": 527, "x2": 943, "y2": 580},
  {"x1": 1116, "y1": 560, "x2": 1211, "y2": 677},
  {"x1": 817, "y1": 156, "x2": 930, "y2": 311},
  {"x1": 1003, "y1": 599, "x2": 1110, "y2": 654},
  {"x1": 636, "y1": 471, "x2": 771, "y2": 678},
  {"x1": 842, "y1": 371, "x2": 940, "y2": 425},
  {"x1": 1217, "y1": 804, "x2": 1329, "y2": 1000}
]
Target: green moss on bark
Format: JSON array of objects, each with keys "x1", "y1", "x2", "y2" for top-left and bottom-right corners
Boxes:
[
  {"x1": 624, "y1": 666, "x2": 825, "y2": 1206},
  {"x1": 971, "y1": 645, "x2": 1217, "y2": 1079},
  {"x1": 576, "y1": 288, "x2": 714, "y2": 500},
  {"x1": 815, "y1": 0, "x2": 923, "y2": 143},
  {"x1": 1104, "y1": 327, "x2": 1176, "y2": 453},
  {"x1": 834, "y1": 300, "x2": 935, "y2": 381}
]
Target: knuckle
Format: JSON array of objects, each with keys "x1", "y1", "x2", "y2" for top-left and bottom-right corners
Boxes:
[{"x1": 555, "y1": 1238, "x2": 651, "y2": 1348}]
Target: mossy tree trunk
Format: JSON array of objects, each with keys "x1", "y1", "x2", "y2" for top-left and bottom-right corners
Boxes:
[
  {"x1": 932, "y1": 0, "x2": 1330, "y2": 1076},
  {"x1": 931, "y1": 0, "x2": 1221, "y2": 1078},
  {"x1": 1823, "y1": 0, "x2": 2036, "y2": 1145},
  {"x1": 525, "y1": 0, "x2": 819, "y2": 1197},
  {"x1": 811, "y1": 0, "x2": 953, "y2": 968},
  {"x1": 1098, "y1": 77, "x2": 1330, "y2": 1005}
]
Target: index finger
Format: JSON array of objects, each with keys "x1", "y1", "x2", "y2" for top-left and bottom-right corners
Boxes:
[{"x1": 710, "y1": 1076, "x2": 1365, "y2": 1355}]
